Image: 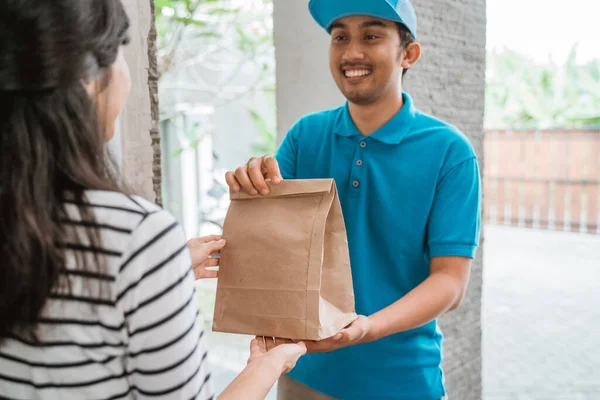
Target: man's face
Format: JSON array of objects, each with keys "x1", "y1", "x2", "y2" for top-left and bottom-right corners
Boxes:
[{"x1": 329, "y1": 15, "x2": 404, "y2": 106}]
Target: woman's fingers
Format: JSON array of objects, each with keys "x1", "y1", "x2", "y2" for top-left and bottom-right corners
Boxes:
[
  {"x1": 204, "y1": 239, "x2": 226, "y2": 254},
  {"x1": 193, "y1": 266, "x2": 218, "y2": 280},
  {"x1": 201, "y1": 258, "x2": 219, "y2": 267}
]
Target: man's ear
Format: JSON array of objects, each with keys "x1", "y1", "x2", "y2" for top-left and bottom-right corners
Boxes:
[{"x1": 401, "y1": 42, "x2": 421, "y2": 70}]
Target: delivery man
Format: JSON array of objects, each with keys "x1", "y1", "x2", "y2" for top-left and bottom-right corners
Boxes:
[{"x1": 224, "y1": 0, "x2": 481, "y2": 398}]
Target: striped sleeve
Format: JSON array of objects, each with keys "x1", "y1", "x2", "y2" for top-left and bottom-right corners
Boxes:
[{"x1": 115, "y1": 209, "x2": 212, "y2": 399}]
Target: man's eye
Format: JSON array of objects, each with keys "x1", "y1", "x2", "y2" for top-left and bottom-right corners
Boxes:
[{"x1": 365, "y1": 35, "x2": 378, "y2": 40}]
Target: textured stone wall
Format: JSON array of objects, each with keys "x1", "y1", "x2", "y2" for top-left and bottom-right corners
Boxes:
[
  {"x1": 274, "y1": 0, "x2": 486, "y2": 398},
  {"x1": 147, "y1": 0, "x2": 161, "y2": 206},
  {"x1": 119, "y1": 0, "x2": 160, "y2": 204},
  {"x1": 404, "y1": 1, "x2": 486, "y2": 399}
]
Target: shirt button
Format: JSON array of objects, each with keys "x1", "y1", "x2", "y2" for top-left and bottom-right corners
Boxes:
[
  {"x1": 356, "y1": 160, "x2": 363, "y2": 166},
  {"x1": 360, "y1": 141, "x2": 367, "y2": 148},
  {"x1": 352, "y1": 180, "x2": 360, "y2": 188}
]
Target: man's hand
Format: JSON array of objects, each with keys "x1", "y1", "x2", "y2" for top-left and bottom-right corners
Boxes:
[
  {"x1": 261, "y1": 316, "x2": 373, "y2": 354},
  {"x1": 187, "y1": 235, "x2": 226, "y2": 279},
  {"x1": 225, "y1": 155, "x2": 283, "y2": 196},
  {"x1": 303, "y1": 315, "x2": 373, "y2": 353}
]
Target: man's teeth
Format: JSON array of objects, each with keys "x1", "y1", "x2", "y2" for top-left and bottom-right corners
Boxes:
[{"x1": 345, "y1": 69, "x2": 371, "y2": 78}]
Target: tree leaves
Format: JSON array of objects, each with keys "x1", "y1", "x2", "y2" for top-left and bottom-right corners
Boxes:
[{"x1": 486, "y1": 45, "x2": 600, "y2": 129}]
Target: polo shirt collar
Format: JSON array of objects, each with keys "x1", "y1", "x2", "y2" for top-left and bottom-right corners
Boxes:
[{"x1": 334, "y1": 92, "x2": 416, "y2": 145}]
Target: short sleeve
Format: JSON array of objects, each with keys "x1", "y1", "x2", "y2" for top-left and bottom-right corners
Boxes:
[
  {"x1": 427, "y1": 157, "x2": 482, "y2": 259},
  {"x1": 275, "y1": 120, "x2": 301, "y2": 179}
]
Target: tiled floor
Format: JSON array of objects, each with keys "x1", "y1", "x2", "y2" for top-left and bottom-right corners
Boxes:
[{"x1": 482, "y1": 226, "x2": 600, "y2": 400}]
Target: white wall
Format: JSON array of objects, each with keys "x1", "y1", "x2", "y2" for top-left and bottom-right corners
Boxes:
[{"x1": 272, "y1": 1, "x2": 343, "y2": 140}]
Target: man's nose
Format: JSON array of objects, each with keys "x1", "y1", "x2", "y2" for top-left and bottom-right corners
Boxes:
[{"x1": 342, "y1": 40, "x2": 366, "y2": 62}]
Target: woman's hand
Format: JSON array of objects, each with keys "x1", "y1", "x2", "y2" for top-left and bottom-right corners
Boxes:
[
  {"x1": 186, "y1": 235, "x2": 226, "y2": 279},
  {"x1": 248, "y1": 337, "x2": 306, "y2": 375},
  {"x1": 218, "y1": 337, "x2": 306, "y2": 399}
]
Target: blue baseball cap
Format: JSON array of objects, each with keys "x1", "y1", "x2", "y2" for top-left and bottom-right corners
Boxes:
[{"x1": 309, "y1": 0, "x2": 417, "y2": 39}]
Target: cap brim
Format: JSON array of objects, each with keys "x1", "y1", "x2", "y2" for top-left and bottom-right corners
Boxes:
[{"x1": 309, "y1": 0, "x2": 406, "y2": 34}]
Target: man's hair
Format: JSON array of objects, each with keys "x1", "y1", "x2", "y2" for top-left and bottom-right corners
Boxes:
[{"x1": 396, "y1": 23, "x2": 415, "y2": 78}]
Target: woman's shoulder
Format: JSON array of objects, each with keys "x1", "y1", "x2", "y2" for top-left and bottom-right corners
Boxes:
[
  {"x1": 63, "y1": 190, "x2": 187, "y2": 276},
  {"x1": 63, "y1": 190, "x2": 179, "y2": 240},
  {"x1": 82, "y1": 190, "x2": 162, "y2": 214}
]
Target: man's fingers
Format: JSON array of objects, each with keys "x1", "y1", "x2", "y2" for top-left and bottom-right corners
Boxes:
[
  {"x1": 225, "y1": 171, "x2": 240, "y2": 192},
  {"x1": 262, "y1": 337, "x2": 291, "y2": 351},
  {"x1": 262, "y1": 156, "x2": 283, "y2": 184},
  {"x1": 308, "y1": 338, "x2": 329, "y2": 349},
  {"x1": 234, "y1": 165, "x2": 258, "y2": 195},
  {"x1": 303, "y1": 340, "x2": 324, "y2": 354},
  {"x1": 338, "y1": 328, "x2": 357, "y2": 341},
  {"x1": 247, "y1": 157, "x2": 270, "y2": 195},
  {"x1": 265, "y1": 337, "x2": 275, "y2": 351}
]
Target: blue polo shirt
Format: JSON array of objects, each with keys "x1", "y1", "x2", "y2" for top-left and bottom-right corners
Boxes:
[{"x1": 275, "y1": 93, "x2": 481, "y2": 400}]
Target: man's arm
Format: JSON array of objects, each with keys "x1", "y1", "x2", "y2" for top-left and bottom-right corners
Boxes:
[
  {"x1": 303, "y1": 256, "x2": 471, "y2": 351},
  {"x1": 367, "y1": 256, "x2": 471, "y2": 340},
  {"x1": 303, "y1": 156, "x2": 481, "y2": 353}
]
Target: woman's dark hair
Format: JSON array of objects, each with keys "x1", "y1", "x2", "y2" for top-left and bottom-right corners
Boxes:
[{"x1": 0, "y1": 0, "x2": 130, "y2": 340}]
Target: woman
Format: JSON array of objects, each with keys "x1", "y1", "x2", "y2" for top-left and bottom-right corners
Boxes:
[{"x1": 0, "y1": 0, "x2": 305, "y2": 399}]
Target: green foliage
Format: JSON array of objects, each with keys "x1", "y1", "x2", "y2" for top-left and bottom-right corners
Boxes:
[
  {"x1": 154, "y1": 0, "x2": 272, "y2": 78},
  {"x1": 170, "y1": 122, "x2": 206, "y2": 157},
  {"x1": 485, "y1": 45, "x2": 600, "y2": 129},
  {"x1": 155, "y1": 0, "x2": 276, "y2": 157},
  {"x1": 249, "y1": 109, "x2": 277, "y2": 156}
]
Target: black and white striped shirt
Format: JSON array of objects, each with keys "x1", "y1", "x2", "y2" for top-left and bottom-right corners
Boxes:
[{"x1": 0, "y1": 191, "x2": 212, "y2": 399}]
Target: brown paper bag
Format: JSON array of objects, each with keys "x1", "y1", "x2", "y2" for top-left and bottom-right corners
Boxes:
[{"x1": 212, "y1": 178, "x2": 357, "y2": 341}]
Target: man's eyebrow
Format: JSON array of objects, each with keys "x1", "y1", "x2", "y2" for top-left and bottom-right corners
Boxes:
[
  {"x1": 330, "y1": 19, "x2": 389, "y2": 32},
  {"x1": 329, "y1": 21, "x2": 347, "y2": 31},
  {"x1": 359, "y1": 20, "x2": 389, "y2": 29}
]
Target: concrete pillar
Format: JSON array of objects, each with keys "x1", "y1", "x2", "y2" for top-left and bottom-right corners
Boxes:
[
  {"x1": 118, "y1": 0, "x2": 161, "y2": 204},
  {"x1": 405, "y1": 2, "x2": 486, "y2": 399},
  {"x1": 272, "y1": 1, "x2": 342, "y2": 139},
  {"x1": 273, "y1": 1, "x2": 486, "y2": 398}
]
